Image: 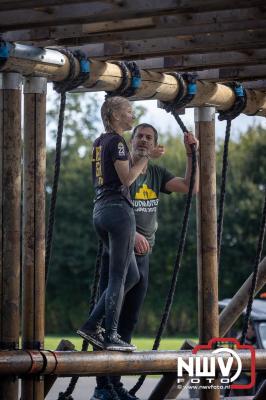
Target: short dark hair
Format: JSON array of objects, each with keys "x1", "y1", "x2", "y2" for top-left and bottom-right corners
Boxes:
[{"x1": 132, "y1": 123, "x2": 158, "y2": 144}]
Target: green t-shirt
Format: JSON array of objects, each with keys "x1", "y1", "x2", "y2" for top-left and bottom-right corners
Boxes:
[{"x1": 130, "y1": 163, "x2": 175, "y2": 248}]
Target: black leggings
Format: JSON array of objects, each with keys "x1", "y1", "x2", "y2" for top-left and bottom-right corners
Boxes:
[
  {"x1": 97, "y1": 252, "x2": 150, "y2": 388},
  {"x1": 81, "y1": 201, "x2": 139, "y2": 335}
]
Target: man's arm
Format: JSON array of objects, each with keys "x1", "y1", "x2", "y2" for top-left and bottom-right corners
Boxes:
[{"x1": 164, "y1": 132, "x2": 199, "y2": 194}]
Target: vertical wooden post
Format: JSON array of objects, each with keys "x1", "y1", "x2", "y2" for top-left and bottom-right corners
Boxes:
[
  {"x1": 21, "y1": 77, "x2": 47, "y2": 400},
  {"x1": 195, "y1": 107, "x2": 219, "y2": 400},
  {"x1": 0, "y1": 72, "x2": 22, "y2": 399}
]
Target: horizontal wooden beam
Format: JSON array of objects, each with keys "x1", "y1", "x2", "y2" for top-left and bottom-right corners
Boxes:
[
  {"x1": 3, "y1": 7, "x2": 266, "y2": 45},
  {"x1": 136, "y1": 50, "x2": 266, "y2": 71},
  {"x1": 74, "y1": 28, "x2": 266, "y2": 60},
  {"x1": 0, "y1": 0, "x2": 265, "y2": 31},
  {"x1": 0, "y1": 0, "x2": 89, "y2": 11},
  {"x1": 195, "y1": 65, "x2": 266, "y2": 82},
  {"x1": 244, "y1": 80, "x2": 266, "y2": 90}
]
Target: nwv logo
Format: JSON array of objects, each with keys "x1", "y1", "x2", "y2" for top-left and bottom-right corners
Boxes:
[{"x1": 177, "y1": 338, "x2": 256, "y2": 390}]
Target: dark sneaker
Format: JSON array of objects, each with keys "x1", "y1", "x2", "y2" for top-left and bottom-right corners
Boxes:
[
  {"x1": 114, "y1": 385, "x2": 140, "y2": 400},
  {"x1": 77, "y1": 325, "x2": 104, "y2": 349},
  {"x1": 104, "y1": 333, "x2": 136, "y2": 352},
  {"x1": 90, "y1": 385, "x2": 120, "y2": 400}
]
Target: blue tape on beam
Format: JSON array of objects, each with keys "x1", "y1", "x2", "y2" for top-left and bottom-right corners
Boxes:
[
  {"x1": 131, "y1": 76, "x2": 141, "y2": 89},
  {"x1": 0, "y1": 42, "x2": 10, "y2": 59},
  {"x1": 80, "y1": 59, "x2": 90, "y2": 73},
  {"x1": 187, "y1": 82, "x2": 197, "y2": 95},
  {"x1": 234, "y1": 86, "x2": 244, "y2": 97}
]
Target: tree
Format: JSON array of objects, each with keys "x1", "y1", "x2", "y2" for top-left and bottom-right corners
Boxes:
[{"x1": 45, "y1": 92, "x2": 266, "y2": 336}]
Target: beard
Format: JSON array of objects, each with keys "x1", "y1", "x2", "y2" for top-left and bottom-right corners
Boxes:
[{"x1": 135, "y1": 148, "x2": 148, "y2": 157}]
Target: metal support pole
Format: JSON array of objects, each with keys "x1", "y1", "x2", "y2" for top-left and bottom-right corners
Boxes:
[
  {"x1": 21, "y1": 77, "x2": 47, "y2": 400},
  {"x1": 0, "y1": 72, "x2": 22, "y2": 400},
  {"x1": 195, "y1": 107, "x2": 219, "y2": 400}
]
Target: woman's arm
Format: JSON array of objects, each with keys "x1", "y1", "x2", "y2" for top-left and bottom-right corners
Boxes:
[{"x1": 114, "y1": 156, "x2": 148, "y2": 187}]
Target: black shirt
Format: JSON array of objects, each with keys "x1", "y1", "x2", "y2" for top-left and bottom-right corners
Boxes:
[{"x1": 92, "y1": 132, "x2": 131, "y2": 203}]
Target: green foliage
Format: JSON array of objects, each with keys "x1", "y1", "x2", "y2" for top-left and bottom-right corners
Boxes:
[{"x1": 45, "y1": 94, "x2": 266, "y2": 337}]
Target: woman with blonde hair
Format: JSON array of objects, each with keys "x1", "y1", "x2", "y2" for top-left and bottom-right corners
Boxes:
[{"x1": 77, "y1": 96, "x2": 149, "y2": 352}]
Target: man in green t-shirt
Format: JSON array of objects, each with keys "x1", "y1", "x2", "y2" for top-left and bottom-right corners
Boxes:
[{"x1": 91, "y1": 123, "x2": 199, "y2": 400}]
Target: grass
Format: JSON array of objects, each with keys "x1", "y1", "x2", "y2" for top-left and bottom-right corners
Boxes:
[{"x1": 44, "y1": 336, "x2": 197, "y2": 351}]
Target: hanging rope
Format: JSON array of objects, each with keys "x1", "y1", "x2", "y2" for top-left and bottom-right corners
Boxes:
[
  {"x1": 217, "y1": 83, "x2": 265, "y2": 399},
  {"x1": 240, "y1": 187, "x2": 266, "y2": 345},
  {"x1": 130, "y1": 75, "x2": 197, "y2": 395},
  {"x1": 224, "y1": 186, "x2": 266, "y2": 399},
  {"x1": 58, "y1": 240, "x2": 103, "y2": 400},
  {"x1": 45, "y1": 49, "x2": 91, "y2": 283},
  {"x1": 217, "y1": 83, "x2": 246, "y2": 265}
]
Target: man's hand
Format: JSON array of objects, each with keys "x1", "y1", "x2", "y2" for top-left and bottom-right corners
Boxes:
[
  {"x1": 149, "y1": 145, "x2": 165, "y2": 159},
  {"x1": 184, "y1": 132, "x2": 199, "y2": 153},
  {"x1": 134, "y1": 232, "x2": 150, "y2": 254}
]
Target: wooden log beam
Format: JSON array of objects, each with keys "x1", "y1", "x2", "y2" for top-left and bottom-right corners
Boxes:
[
  {"x1": 4, "y1": 6, "x2": 266, "y2": 45},
  {"x1": 0, "y1": 349, "x2": 265, "y2": 376},
  {"x1": 220, "y1": 257, "x2": 266, "y2": 337},
  {"x1": 195, "y1": 107, "x2": 219, "y2": 400},
  {"x1": 148, "y1": 340, "x2": 195, "y2": 400},
  {"x1": 152, "y1": 256, "x2": 266, "y2": 400},
  {"x1": 21, "y1": 77, "x2": 47, "y2": 400},
  {"x1": 0, "y1": 72, "x2": 23, "y2": 400},
  {"x1": 0, "y1": 1, "x2": 264, "y2": 30},
  {"x1": 44, "y1": 339, "x2": 75, "y2": 398},
  {"x1": 1, "y1": 45, "x2": 266, "y2": 116}
]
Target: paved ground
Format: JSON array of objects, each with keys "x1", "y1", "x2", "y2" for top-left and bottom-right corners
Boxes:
[{"x1": 46, "y1": 376, "x2": 189, "y2": 400}]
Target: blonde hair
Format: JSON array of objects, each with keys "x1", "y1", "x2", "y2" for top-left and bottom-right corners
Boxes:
[{"x1": 101, "y1": 96, "x2": 131, "y2": 132}]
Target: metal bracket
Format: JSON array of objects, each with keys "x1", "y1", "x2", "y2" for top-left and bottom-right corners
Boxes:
[
  {"x1": 23, "y1": 77, "x2": 47, "y2": 94},
  {"x1": 0, "y1": 72, "x2": 23, "y2": 90},
  {"x1": 194, "y1": 107, "x2": 216, "y2": 122},
  {"x1": 10, "y1": 43, "x2": 65, "y2": 66}
]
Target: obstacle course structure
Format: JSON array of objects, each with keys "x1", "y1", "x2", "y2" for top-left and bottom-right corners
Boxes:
[{"x1": 0, "y1": 1, "x2": 266, "y2": 399}]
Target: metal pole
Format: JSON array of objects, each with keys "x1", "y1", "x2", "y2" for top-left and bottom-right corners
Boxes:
[
  {"x1": 195, "y1": 107, "x2": 219, "y2": 400},
  {"x1": 21, "y1": 77, "x2": 47, "y2": 400},
  {"x1": 0, "y1": 72, "x2": 22, "y2": 400}
]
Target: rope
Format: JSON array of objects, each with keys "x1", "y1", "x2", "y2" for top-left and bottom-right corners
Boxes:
[
  {"x1": 161, "y1": 72, "x2": 197, "y2": 114},
  {"x1": 45, "y1": 49, "x2": 90, "y2": 283},
  {"x1": 57, "y1": 240, "x2": 103, "y2": 400},
  {"x1": 218, "y1": 82, "x2": 246, "y2": 122},
  {"x1": 217, "y1": 120, "x2": 231, "y2": 264},
  {"x1": 105, "y1": 61, "x2": 141, "y2": 98},
  {"x1": 105, "y1": 61, "x2": 129, "y2": 98},
  {"x1": 240, "y1": 187, "x2": 266, "y2": 345},
  {"x1": 122, "y1": 61, "x2": 141, "y2": 97},
  {"x1": 217, "y1": 83, "x2": 246, "y2": 266},
  {"x1": 130, "y1": 104, "x2": 197, "y2": 395},
  {"x1": 224, "y1": 186, "x2": 266, "y2": 398},
  {"x1": 45, "y1": 92, "x2": 66, "y2": 282}
]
